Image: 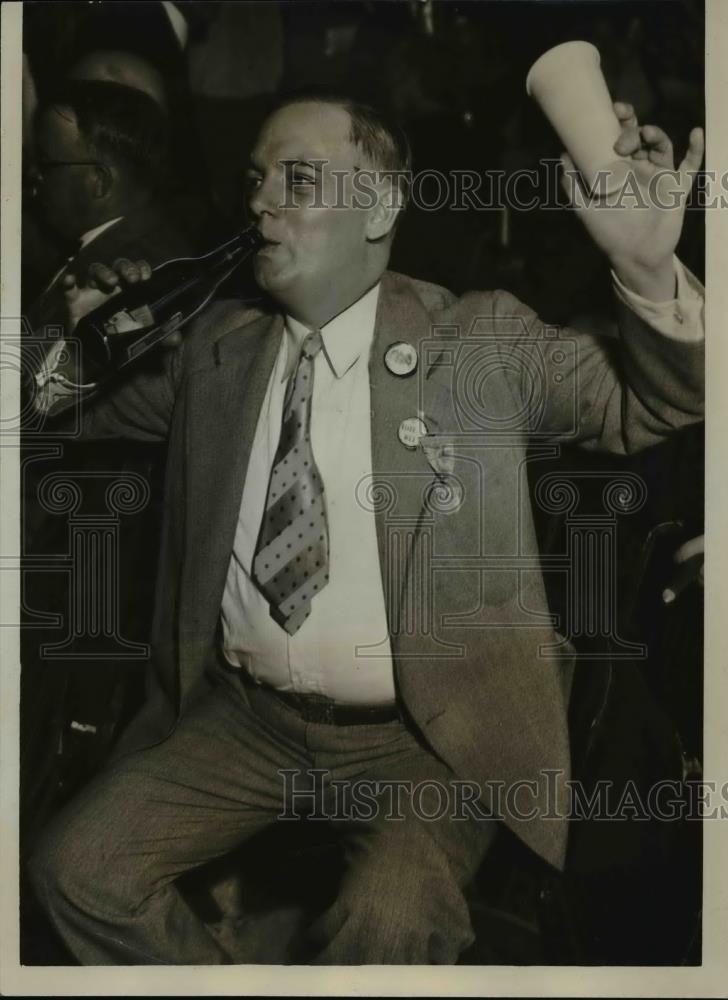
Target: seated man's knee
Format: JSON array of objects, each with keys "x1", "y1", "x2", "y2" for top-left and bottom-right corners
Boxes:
[
  {"x1": 28, "y1": 813, "x2": 92, "y2": 911},
  {"x1": 27, "y1": 792, "x2": 138, "y2": 918}
]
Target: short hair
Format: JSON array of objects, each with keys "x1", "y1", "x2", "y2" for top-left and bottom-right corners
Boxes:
[
  {"x1": 271, "y1": 91, "x2": 413, "y2": 213},
  {"x1": 69, "y1": 50, "x2": 168, "y2": 111},
  {"x1": 39, "y1": 79, "x2": 170, "y2": 190}
]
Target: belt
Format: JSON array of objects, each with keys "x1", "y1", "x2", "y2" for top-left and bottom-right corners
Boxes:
[{"x1": 240, "y1": 671, "x2": 401, "y2": 726}]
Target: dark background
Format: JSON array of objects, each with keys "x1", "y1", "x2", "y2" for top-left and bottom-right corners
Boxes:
[{"x1": 20, "y1": 0, "x2": 705, "y2": 967}]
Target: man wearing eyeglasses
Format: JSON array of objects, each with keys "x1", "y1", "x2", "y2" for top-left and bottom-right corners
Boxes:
[
  {"x1": 21, "y1": 78, "x2": 194, "y2": 858},
  {"x1": 26, "y1": 78, "x2": 191, "y2": 336}
]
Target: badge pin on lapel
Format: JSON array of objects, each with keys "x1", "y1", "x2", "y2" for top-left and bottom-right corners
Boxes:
[
  {"x1": 422, "y1": 438, "x2": 456, "y2": 478},
  {"x1": 384, "y1": 341, "x2": 418, "y2": 377},
  {"x1": 398, "y1": 416, "x2": 428, "y2": 450}
]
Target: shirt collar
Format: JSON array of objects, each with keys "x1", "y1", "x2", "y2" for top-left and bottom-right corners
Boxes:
[
  {"x1": 283, "y1": 282, "x2": 381, "y2": 381},
  {"x1": 79, "y1": 216, "x2": 124, "y2": 250},
  {"x1": 161, "y1": 0, "x2": 189, "y2": 49}
]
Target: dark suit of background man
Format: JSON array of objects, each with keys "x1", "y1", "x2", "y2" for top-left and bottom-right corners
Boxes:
[
  {"x1": 28, "y1": 94, "x2": 705, "y2": 965},
  {"x1": 26, "y1": 78, "x2": 192, "y2": 336},
  {"x1": 21, "y1": 78, "x2": 192, "y2": 854}
]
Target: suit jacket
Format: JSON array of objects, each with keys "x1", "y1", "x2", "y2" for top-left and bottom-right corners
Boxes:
[
  {"x1": 23, "y1": 205, "x2": 193, "y2": 539},
  {"x1": 62, "y1": 269, "x2": 704, "y2": 870},
  {"x1": 26, "y1": 205, "x2": 194, "y2": 337}
]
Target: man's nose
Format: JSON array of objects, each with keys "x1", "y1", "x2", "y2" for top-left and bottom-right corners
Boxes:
[{"x1": 247, "y1": 175, "x2": 280, "y2": 220}]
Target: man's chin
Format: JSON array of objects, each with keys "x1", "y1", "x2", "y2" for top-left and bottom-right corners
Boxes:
[{"x1": 253, "y1": 259, "x2": 294, "y2": 297}]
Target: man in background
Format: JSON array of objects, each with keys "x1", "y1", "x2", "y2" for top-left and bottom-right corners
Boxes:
[
  {"x1": 26, "y1": 78, "x2": 190, "y2": 334},
  {"x1": 21, "y1": 78, "x2": 192, "y2": 872}
]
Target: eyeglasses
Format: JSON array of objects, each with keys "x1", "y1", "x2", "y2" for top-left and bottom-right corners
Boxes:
[{"x1": 35, "y1": 159, "x2": 108, "y2": 177}]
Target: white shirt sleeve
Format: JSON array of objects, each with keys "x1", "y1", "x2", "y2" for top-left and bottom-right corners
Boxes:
[{"x1": 611, "y1": 255, "x2": 704, "y2": 343}]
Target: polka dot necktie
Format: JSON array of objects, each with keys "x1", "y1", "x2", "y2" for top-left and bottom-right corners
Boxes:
[{"x1": 252, "y1": 330, "x2": 330, "y2": 635}]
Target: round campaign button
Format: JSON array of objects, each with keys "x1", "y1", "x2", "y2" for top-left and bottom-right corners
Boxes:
[
  {"x1": 384, "y1": 341, "x2": 418, "y2": 377},
  {"x1": 398, "y1": 416, "x2": 428, "y2": 450}
]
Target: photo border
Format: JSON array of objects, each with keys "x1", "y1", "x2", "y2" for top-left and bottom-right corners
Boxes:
[{"x1": 2, "y1": 1, "x2": 725, "y2": 994}]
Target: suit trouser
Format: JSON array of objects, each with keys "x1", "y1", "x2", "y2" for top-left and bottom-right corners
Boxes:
[{"x1": 28, "y1": 663, "x2": 497, "y2": 964}]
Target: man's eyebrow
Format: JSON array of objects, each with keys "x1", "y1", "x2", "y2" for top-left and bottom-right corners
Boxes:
[
  {"x1": 280, "y1": 159, "x2": 325, "y2": 172},
  {"x1": 245, "y1": 158, "x2": 325, "y2": 173}
]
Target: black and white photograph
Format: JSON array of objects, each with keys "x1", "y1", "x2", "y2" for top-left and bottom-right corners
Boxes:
[{"x1": 1, "y1": 0, "x2": 726, "y2": 994}]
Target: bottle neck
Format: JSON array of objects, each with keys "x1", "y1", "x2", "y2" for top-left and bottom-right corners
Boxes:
[
  {"x1": 149, "y1": 226, "x2": 262, "y2": 311},
  {"x1": 211, "y1": 225, "x2": 263, "y2": 262}
]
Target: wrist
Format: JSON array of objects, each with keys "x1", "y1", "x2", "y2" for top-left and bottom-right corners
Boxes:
[
  {"x1": 610, "y1": 255, "x2": 677, "y2": 302},
  {"x1": 67, "y1": 308, "x2": 82, "y2": 335}
]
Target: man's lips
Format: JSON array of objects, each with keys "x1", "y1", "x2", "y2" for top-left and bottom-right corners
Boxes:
[
  {"x1": 257, "y1": 232, "x2": 281, "y2": 247},
  {"x1": 256, "y1": 237, "x2": 282, "y2": 256}
]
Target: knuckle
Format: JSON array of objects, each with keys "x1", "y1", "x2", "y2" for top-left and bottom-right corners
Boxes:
[{"x1": 90, "y1": 262, "x2": 114, "y2": 283}]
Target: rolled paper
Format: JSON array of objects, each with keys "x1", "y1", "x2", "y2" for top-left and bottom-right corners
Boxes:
[{"x1": 527, "y1": 41, "x2": 632, "y2": 196}]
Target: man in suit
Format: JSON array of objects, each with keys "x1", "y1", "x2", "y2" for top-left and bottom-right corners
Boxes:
[
  {"x1": 21, "y1": 78, "x2": 193, "y2": 855},
  {"x1": 28, "y1": 94, "x2": 705, "y2": 964},
  {"x1": 26, "y1": 78, "x2": 192, "y2": 329}
]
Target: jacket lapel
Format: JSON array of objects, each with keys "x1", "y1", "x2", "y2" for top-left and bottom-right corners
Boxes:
[
  {"x1": 369, "y1": 273, "x2": 438, "y2": 642},
  {"x1": 180, "y1": 276, "x2": 438, "y2": 691},
  {"x1": 178, "y1": 312, "x2": 283, "y2": 691},
  {"x1": 192, "y1": 311, "x2": 284, "y2": 542}
]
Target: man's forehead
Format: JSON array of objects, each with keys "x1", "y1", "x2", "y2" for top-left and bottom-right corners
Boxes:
[{"x1": 254, "y1": 101, "x2": 358, "y2": 164}]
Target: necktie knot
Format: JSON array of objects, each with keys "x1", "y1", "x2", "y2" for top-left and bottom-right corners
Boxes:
[{"x1": 301, "y1": 329, "x2": 324, "y2": 361}]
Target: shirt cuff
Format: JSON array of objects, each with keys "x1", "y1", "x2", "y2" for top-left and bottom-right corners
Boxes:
[{"x1": 611, "y1": 256, "x2": 704, "y2": 343}]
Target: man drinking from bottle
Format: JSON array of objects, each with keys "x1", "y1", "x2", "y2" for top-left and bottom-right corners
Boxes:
[{"x1": 28, "y1": 91, "x2": 704, "y2": 965}]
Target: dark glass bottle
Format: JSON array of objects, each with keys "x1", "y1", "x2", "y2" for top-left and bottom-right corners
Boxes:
[{"x1": 73, "y1": 225, "x2": 264, "y2": 376}]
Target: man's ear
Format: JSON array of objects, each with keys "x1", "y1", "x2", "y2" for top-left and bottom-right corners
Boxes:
[
  {"x1": 365, "y1": 174, "x2": 402, "y2": 241},
  {"x1": 90, "y1": 163, "x2": 113, "y2": 200}
]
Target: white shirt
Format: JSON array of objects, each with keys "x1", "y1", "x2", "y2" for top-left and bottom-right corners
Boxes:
[
  {"x1": 221, "y1": 282, "x2": 398, "y2": 705},
  {"x1": 34, "y1": 217, "x2": 126, "y2": 403},
  {"x1": 161, "y1": 1, "x2": 189, "y2": 49},
  {"x1": 219, "y1": 261, "x2": 704, "y2": 704},
  {"x1": 39, "y1": 216, "x2": 124, "y2": 299},
  {"x1": 611, "y1": 257, "x2": 703, "y2": 342},
  {"x1": 34, "y1": 260, "x2": 704, "y2": 699},
  {"x1": 79, "y1": 216, "x2": 124, "y2": 250}
]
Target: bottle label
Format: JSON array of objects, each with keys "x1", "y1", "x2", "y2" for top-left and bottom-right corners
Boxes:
[
  {"x1": 102, "y1": 304, "x2": 155, "y2": 336},
  {"x1": 125, "y1": 311, "x2": 183, "y2": 363}
]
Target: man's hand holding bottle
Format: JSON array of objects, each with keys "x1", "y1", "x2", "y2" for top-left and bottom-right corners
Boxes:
[
  {"x1": 63, "y1": 258, "x2": 182, "y2": 349},
  {"x1": 32, "y1": 228, "x2": 262, "y2": 415},
  {"x1": 58, "y1": 227, "x2": 263, "y2": 377}
]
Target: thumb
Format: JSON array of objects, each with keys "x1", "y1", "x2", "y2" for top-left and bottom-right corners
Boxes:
[
  {"x1": 62, "y1": 273, "x2": 88, "y2": 333},
  {"x1": 678, "y1": 126, "x2": 705, "y2": 192}
]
